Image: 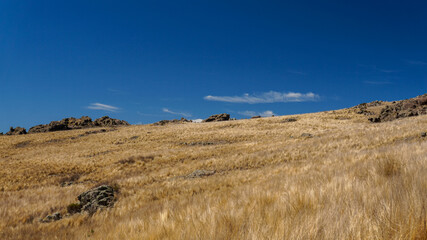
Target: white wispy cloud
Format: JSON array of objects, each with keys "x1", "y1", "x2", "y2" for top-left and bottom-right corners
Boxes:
[
  {"x1": 87, "y1": 103, "x2": 119, "y2": 112},
  {"x1": 239, "y1": 110, "x2": 276, "y2": 117},
  {"x1": 162, "y1": 108, "x2": 192, "y2": 117},
  {"x1": 192, "y1": 119, "x2": 203, "y2": 123},
  {"x1": 204, "y1": 91, "x2": 319, "y2": 104}
]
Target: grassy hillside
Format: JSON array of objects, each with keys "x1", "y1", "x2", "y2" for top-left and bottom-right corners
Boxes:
[{"x1": 1, "y1": 107, "x2": 426, "y2": 239}]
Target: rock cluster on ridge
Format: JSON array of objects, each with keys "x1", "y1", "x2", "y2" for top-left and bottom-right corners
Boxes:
[
  {"x1": 28, "y1": 116, "x2": 129, "y2": 134},
  {"x1": 5, "y1": 127, "x2": 27, "y2": 135},
  {"x1": 368, "y1": 94, "x2": 427, "y2": 122},
  {"x1": 203, "y1": 113, "x2": 230, "y2": 122},
  {"x1": 153, "y1": 118, "x2": 191, "y2": 126}
]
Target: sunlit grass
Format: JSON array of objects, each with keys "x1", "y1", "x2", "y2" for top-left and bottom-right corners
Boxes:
[{"x1": 1, "y1": 109, "x2": 426, "y2": 239}]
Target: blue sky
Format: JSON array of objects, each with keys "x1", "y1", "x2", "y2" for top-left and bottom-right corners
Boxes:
[{"x1": 1, "y1": 1, "x2": 426, "y2": 132}]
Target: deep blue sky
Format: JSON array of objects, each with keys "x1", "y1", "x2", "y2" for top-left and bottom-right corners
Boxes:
[{"x1": 1, "y1": 1, "x2": 426, "y2": 132}]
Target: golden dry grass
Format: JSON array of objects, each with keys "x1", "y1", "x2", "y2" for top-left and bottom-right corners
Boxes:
[{"x1": 0, "y1": 109, "x2": 426, "y2": 239}]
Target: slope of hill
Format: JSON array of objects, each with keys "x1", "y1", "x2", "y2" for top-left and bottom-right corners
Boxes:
[{"x1": 1, "y1": 104, "x2": 426, "y2": 239}]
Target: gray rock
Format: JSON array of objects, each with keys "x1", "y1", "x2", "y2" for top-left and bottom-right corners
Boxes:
[
  {"x1": 77, "y1": 185, "x2": 115, "y2": 214},
  {"x1": 186, "y1": 169, "x2": 216, "y2": 178},
  {"x1": 282, "y1": 118, "x2": 297, "y2": 123},
  {"x1": 40, "y1": 212, "x2": 62, "y2": 223},
  {"x1": 300, "y1": 133, "x2": 313, "y2": 138}
]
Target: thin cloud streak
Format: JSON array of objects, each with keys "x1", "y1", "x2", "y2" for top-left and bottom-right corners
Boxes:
[
  {"x1": 239, "y1": 110, "x2": 276, "y2": 117},
  {"x1": 406, "y1": 60, "x2": 427, "y2": 66},
  {"x1": 107, "y1": 88, "x2": 128, "y2": 95},
  {"x1": 162, "y1": 108, "x2": 192, "y2": 117},
  {"x1": 87, "y1": 103, "x2": 119, "y2": 112},
  {"x1": 204, "y1": 91, "x2": 319, "y2": 104},
  {"x1": 358, "y1": 64, "x2": 398, "y2": 73},
  {"x1": 287, "y1": 70, "x2": 307, "y2": 75},
  {"x1": 364, "y1": 81, "x2": 393, "y2": 85}
]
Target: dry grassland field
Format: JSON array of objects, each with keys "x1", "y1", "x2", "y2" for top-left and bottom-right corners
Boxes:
[{"x1": 1, "y1": 105, "x2": 426, "y2": 239}]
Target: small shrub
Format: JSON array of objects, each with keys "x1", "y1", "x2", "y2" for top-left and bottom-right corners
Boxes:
[
  {"x1": 117, "y1": 155, "x2": 154, "y2": 164},
  {"x1": 59, "y1": 173, "x2": 81, "y2": 186},
  {"x1": 67, "y1": 203, "x2": 82, "y2": 214},
  {"x1": 376, "y1": 157, "x2": 403, "y2": 177},
  {"x1": 117, "y1": 158, "x2": 135, "y2": 164}
]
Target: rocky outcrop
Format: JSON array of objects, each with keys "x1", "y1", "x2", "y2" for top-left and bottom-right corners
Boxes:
[
  {"x1": 153, "y1": 118, "x2": 191, "y2": 126},
  {"x1": 203, "y1": 113, "x2": 230, "y2": 122},
  {"x1": 28, "y1": 116, "x2": 129, "y2": 133},
  {"x1": 6, "y1": 127, "x2": 27, "y2": 135},
  {"x1": 93, "y1": 116, "x2": 130, "y2": 127},
  {"x1": 369, "y1": 94, "x2": 427, "y2": 122}
]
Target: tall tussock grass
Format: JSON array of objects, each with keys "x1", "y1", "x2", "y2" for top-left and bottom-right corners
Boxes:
[{"x1": 0, "y1": 110, "x2": 426, "y2": 239}]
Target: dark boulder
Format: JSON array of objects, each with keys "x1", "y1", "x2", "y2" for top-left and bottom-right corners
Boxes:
[
  {"x1": 203, "y1": 113, "x2": 230, "y2": 122},
  {"x1": 77, "y1": 185, "x2": 115, "y2": 214},
  {"x1": 6, "y1": 127, "x2": 27, "y2": 135},
  {"x1": 251, "y1": 116, "x2": 261, "y2": 119}
]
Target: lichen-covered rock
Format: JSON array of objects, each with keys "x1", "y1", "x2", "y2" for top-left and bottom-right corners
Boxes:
[
  {"x1": 77, "y1": 185, "x2": 115, "y2": 213},
  {"x1": 203, "y1": 113, "x2": 230, "y2": 122},
  {"x1": 6, "y1": 127, "x2": 27, "y2": 135}
]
